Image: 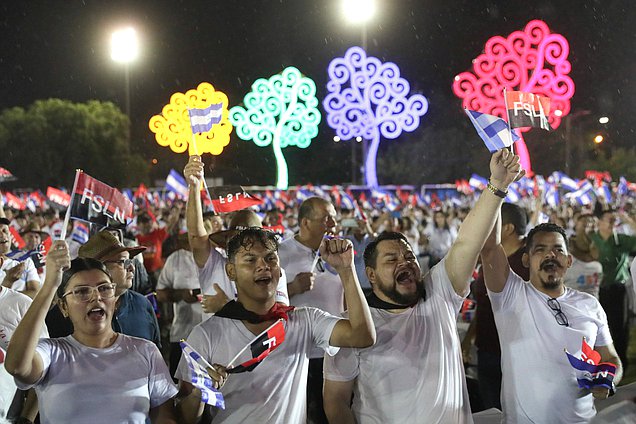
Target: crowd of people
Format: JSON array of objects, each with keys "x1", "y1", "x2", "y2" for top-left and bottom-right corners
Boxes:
[{"x1": 1, "y1": 149, "x2": 635, "y2": 423}]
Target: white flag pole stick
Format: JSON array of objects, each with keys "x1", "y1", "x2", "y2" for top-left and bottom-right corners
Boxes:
[
  {"x1": 502, "y1": 88, "x2": 515, "y2": 154},
  {"x1": 59, "y1": 169, "x2": 81, "y2": 240}
]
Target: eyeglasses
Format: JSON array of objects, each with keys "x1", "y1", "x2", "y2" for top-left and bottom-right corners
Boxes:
[
  {"x1": 63, "y1": 283, "x2": 117, "y2": 302},
  {"x1": 547, "y1": 298, "x2": 569, "y2": 327},
  {"x1": 103, "y1": 258, "x2": 134, "y2": 269}
]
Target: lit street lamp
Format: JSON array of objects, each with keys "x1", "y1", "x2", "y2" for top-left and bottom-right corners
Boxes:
[
  {"x1": 110, "y1": 27, "x2": 139, "y2": 119},
  {"x1": 594, "y1": 134, "x2": 604, "y2": 144}
]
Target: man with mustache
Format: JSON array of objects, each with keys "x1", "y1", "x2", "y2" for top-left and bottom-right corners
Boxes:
[
  {"x1": 480, "y1": 219, "x2": 622, "y2": 423},
  {"x1": 323, "y1": 149, "x2": 522, "y2": 424}
]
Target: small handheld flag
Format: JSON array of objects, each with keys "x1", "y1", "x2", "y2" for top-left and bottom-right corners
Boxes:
[
  {"x1": 188, "y1": 103, "x2": 223, "y2": 134},
  {"x1": 504, "y1": 91, "x2": 552, "y2": 131},
  {"x1": 226, "y1": 319, "x2": 286, "y2": 374},
  {"x1": 564, "y1": 338, "x2": 617, "y2": 390},
  {"x1": 208, "y1": 186, "x2": 263, "y2": 213},
  {"x1": 465, "y1": 109, "x2": 520, "y2": 152},
  {"x1": 179, "y1": 340, "x2": 226, "y2": 409},
  {"x1": 165, "y1": 169, "x2": 189, "y2": 199}
]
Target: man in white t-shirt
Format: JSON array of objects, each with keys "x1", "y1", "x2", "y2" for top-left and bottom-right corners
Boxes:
[
  {"x1": 175, "y1": 228, "x2": 375, "y2": 424},
  {"x1": 323, "y1": 149, "x2": 523, "y2": 424},
  {"x1": 156, "y1": 239, "x2": 204, "y2": 379},
  {"x1": 183, "y1": 157, "x2": 289, "y2": 317},
  {"x1": 0, "y1": 286, "x2": 48, "y2": 422},
  {"x1": 278, "y1": 196, "x2": 342, "y2": 422},
  {"x1": 481, "y1": 219, "x2": 623, "y2": 423},
  {"x1": 1, "y1": 218, "x2": 41, "y2": 299},
  {"x1": 565, "y1": 213, "x2": 603, "y2": 298}
]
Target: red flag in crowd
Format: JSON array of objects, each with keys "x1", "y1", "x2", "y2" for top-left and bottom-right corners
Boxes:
[
  {"x1": 8, "y1": 226, "x2": 25, "y2": 249},
  {"x1": 68, "y1": 171, "x2": 133, "y2": 228},
  {"x1": 47, "y1": 187, "x2": 71, "y2": 207},
  {"x1": 0, "y1": 167, "x2": 16, "y2": 183},
  {"x1": 227, "y1": 319, "x2": 286, "y2": 374},
  {"x1": 4, "y1": 192, "x2": 26, "y2": 210},
  {"x1": 505, "y1": 90, "x2": 552, "y2": 131},
  {"x1": 208, "y1": 186, "x2": 263, "y2": 213}
]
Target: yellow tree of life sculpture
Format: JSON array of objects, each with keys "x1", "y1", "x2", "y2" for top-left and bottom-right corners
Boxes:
[{"x1": 149, "y1": 82, "x2": 232, "y2": 155}]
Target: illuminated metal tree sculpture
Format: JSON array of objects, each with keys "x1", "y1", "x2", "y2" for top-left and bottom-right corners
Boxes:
[
  {"x1": 453, "y1": 20, "x2": 575, "y2": 174},
  {"x1": 229, "y1": 67, "x2": 321, "y2": 190},
  {"x1": 149, "y1": 82, "x2": 232, "y2": 155},
  {"x1": 323, "y1": 46, "x2": 429, "y2": 187}
]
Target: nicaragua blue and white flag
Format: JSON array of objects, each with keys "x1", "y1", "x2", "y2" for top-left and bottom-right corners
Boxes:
[
  {"x1": 340, "y1": 192, "x2": 356, "y2": 210},
  {"x1": 551, "y1": 172, "x2": 579, "y2": 192},
  {"x1": 179, "y1": 340, "x2": 225, "y2": 409},
  {"x1": 545, "y1": 184, "x2": 560, "y2": 209},
  {"x1": 469, "y1": 174, "x2": 488, "y2": 191},
  {"x1": 505, "y1": 183, "x2": 521, "y2": 203},
  {"x1": 617, "y1": 177, "x2": 629, "y2": 197},
  {"x1": 465, "y1": 109, "x2": 520, "y2": 152},
  {"x1": 188, "y1": 103, "x2": 223, "y2": 134},
  {"x1": 166, "y1": 169, "x2": 189, "y2": 199}
]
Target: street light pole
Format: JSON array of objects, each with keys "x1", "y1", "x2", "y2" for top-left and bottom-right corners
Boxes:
[
  {"x1": 342, "y1": 0, "x2": 376, "y2": 185},
  {"x1": 110, "y1": 27, "x2": 139, "y2": 122}
]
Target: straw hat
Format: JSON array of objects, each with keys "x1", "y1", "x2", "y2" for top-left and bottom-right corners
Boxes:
[{"x1": 78, "y1": 231, "x2": 146, "y2": 261}]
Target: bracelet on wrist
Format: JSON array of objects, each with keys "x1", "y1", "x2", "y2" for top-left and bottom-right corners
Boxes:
[{"x1": 487, "y1": 179, "x2": 508, "y2": 199}]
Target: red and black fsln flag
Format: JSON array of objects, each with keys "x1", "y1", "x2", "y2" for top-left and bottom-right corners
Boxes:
[{"x1": 505, "y1": 91, "x2": 553, "y2": 131}]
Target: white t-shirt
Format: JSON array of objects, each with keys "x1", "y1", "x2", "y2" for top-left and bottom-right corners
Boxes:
[
  {"x1": 423, "y1": 225, "x2": 457, "y2": 260},
  {"x1": 0, "y1": 288, "x2": 49, "y2": 419},
  {"x1": 324, "y1": 259, "x2": 473, "y2": 424},
  {"x1": 16, "y1": 334, "x2": 178, "y2": 424},
  {"x1": 198, "y1": 248, "x2": 289, "y2": 318},
  {"x1": 157, "y1": 249, "x2": 204, "y2": 342},
  {"x1": 278, "y1": 237, "x2": 344, "y2": 358},
  {"x1": 489, "y1": 271, "x2": 613, "y2": 424},
  {"x1": 278, "y1": 236, "x2": 343, "y2": 316},
  {"x1": 176, "y1": 307, "x2": 341, "y2": 424},
  {"x1": 0, "y1": 257, "x2": 40, "y2": 293},
  {"x1": 564, "y1": 257, "x2": 603, "y2": 298}
]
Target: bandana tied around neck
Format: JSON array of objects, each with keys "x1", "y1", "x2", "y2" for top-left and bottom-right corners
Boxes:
[{"x1": 215, "y1": 300, "x2": 295, "y2": 323}]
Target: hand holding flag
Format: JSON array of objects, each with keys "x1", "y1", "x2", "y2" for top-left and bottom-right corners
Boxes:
[
  {"x1": 179, "y1": 340, "x2": 226, "y2": 409},
  {"x1": 565, "y1": 338, "x2": 617, "y2": 397}
]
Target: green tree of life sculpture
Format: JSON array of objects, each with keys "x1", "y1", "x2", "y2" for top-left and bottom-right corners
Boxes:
[{"x1": 230, "y1": 67, "x2": 321, "y2": 189}]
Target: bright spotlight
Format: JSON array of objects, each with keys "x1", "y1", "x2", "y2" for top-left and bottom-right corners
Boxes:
[
  {"x1": 342, "y1": 0, "x2": 376, "y2": 24},
  {"x1": 599, "y1": 116, "x2": 609, "y2": 124},
  {"x1": 111, "y1": 27, "x2": 139, "y2": 63},
  {"x1": 594, "y1": 135, "x2": 604, "y2": 144}
]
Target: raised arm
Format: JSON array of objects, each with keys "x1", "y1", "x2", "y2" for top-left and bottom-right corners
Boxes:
[
  {"x1": 5, "y1": 240, "x2": 70, "y2": 384},
  {"x1": 321, "y1": 238, "x2": 375, "y2": 348},
  {"x1": 184, "y1": 155, "x2": 211, "y2": 268},
  {"x1": 480, "y1": 210, "x2": 512, "y2": 293},
  {"x1": 445, "y1": 149, "x2": 522, "y2": 295}
]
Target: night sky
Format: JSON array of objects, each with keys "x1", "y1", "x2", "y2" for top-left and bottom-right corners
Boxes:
[{"x1": 1, "y1": 0, "x2": 634, "y2": 187}]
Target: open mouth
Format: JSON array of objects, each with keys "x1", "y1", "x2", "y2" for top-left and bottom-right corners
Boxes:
[
  {"x1": 395, "y1": 269, "x2": 415, "y2": 285},
  {"x1": 254, "y1": 275, "x2": 273, "y2": 285},
  {"x1": 87, "y1": 308, "x2": 106, "y2": 320},
  {"x1": 540, "y1": 261, "x2": 560, "y2": 272}
]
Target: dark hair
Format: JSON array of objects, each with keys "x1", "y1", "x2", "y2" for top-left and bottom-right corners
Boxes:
[
  {"x1": 363, "y1": 231, "x2": 410, "y2": 269},
  {"x1": 226, "y1": 228, "x2": 279, "y2": 262},
  {"x1": 525, "y1": 223, "x2": 569, "y2": 252},
  {"x1": 501, "y1": 203, "x2": 528, "y2": 236},
  {"x1": 57, "y1": 258, "x2": 112, "y2": 299}
]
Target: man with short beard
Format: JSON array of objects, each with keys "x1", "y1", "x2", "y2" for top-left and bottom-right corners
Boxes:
[
  {"x1": 481, "y1": 221, "x2": 622, "y2": 423},
  {"x1": 323, "y1": 149, "x2": 522, "y2": 424}
]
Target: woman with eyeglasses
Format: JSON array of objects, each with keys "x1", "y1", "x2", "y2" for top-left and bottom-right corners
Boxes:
[{"x1": 5, "y1": 240, "x2": 178, "y2": 424}]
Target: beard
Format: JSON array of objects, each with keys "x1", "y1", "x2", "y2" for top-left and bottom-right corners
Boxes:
[{"x1": 378, "y1": 278, "x2": 425, "y2": 306}]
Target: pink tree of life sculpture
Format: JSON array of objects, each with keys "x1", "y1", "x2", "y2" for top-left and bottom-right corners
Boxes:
[{"x1": 453, "y1": 20, "x2": 575, "y2": 174}]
